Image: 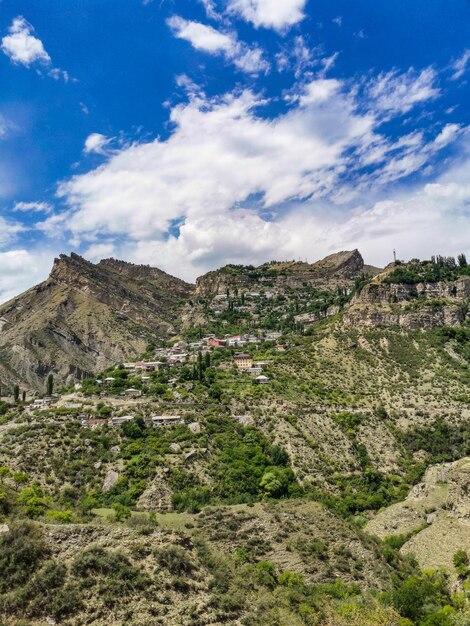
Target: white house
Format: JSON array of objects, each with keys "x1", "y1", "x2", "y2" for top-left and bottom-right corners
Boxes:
[
  {"x1": 151, "y1": 415, "x2": 184, "y2": 428},
  {"x1": 111, "y1": 415, "x2": 135, "y2": 426},
  {"x1": 255, "y1": 375, "x2": 270, "y2": 385}
]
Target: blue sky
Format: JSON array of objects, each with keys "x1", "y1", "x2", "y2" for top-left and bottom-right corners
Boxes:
[{"x1": 0, "y1": 0, "x2": 469, "y2": 300}]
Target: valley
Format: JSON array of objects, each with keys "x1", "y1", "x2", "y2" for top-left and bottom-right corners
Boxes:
[{"x1": 0, "y1": 250, "x2": 469, "y2": 625}]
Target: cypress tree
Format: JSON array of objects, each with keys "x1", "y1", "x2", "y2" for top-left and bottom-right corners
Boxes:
[{"x1": 46, "y1": 373, "x2": 54, "y2": 396}]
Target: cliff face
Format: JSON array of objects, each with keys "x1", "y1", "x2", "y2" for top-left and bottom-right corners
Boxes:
[
  {"x1": 0, "y1": 254, "x2": 194, "y2": 391},
  {"x1": 196, "y1": 249, "x2": 380, "y2": 296},
  {"x1": 343, "y1": 275, "x2": 470, "y2": 329}
]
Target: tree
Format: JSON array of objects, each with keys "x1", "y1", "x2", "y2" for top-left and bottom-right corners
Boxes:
[
  {"x1": 46, "y1": 373, "x2": 54, "y2": 396},
  {"x1": 13, "y1": 385, "x2": 19, "y2": 403},
  {"x1": 22, "y1": 390, "x2": 26, "y2": 403},
  {"x1": 0, "y1": 466, "x2": 11, "y2": 482},
  {"x1": 453, "y1": 550, "x2": 469, "y2": 578},
  {"x1": 458, "y1": 253, "x2": 468, "y2": 268}
]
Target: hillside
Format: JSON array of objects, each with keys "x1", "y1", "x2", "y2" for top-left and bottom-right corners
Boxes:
[
  {"x1": 0, "y1": 253, "x2": 194, "y2": 391},
  {"x1": 195, "y1": 249, "x2": 380, "y2": 296},
  {"x1": 0, "y1": 251, "x2": 469, "y2": 625}
]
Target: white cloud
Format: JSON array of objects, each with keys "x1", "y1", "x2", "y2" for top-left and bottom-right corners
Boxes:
[
  {"x1": 53, "y1": 81, "x2": 377, "y2": 243},
  {"x1": 198, "y1": 0, "x2": 223, "y2": 21},
  {"x1": 48, "y1": 67, "x2": 70, "y2": 82},
  {"x1": 168, "y1": 16, "x2": 234, "y2": 53},
  {"x1": 450, "y1": 49, "x2": 470, "y2": 80},
  {"x1": 1, "y1": 17, "x2": 51, "y2": 66},
  {"x1": 83, "y1": 133, "x2": 112, "y2": 155},
  {"x1": 23, "y1": 63, "x2": 461, "y2": 282},
  {"x1": 297, "y1": 78, "x2": 342, "y2": 105},
  {"x1": 13, "y1": 201, "x2": 53, "y2": 214},
  {"x1": 167, "y1": 16, "x2": 269, "y2": 74},
  {"x1": 434, "y1": 123, "x2": 461, "y2": 147},
  {"x1": 228, "y1": 0, "x2": 307, "y2": 32},
  {"x1": 368, "y1": 67, "x2": 440, "y2": 117},
  {"x1": 102, "y1": 162, "x2": 470, "y2": 280},
  {"x1": 1, "y1": 16, "x2": 70, "y2": 80},
  {"x1": 0, "y1": 249, "x2": 54, "y2": 304},
  {"x1": 83, "y1": 242, "x2": 116, "y2": 261}
]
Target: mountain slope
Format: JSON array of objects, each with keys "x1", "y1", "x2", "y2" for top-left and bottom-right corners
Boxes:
[
  {"x1": 0, "y1": 253, "x2": 194, "y2": 390},
  {"x1": 195, "y1": 249, "x2": 381, "y2": 296}
]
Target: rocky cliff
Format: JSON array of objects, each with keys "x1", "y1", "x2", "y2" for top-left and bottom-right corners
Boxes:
[
  {"x1": 196, "y1": 249, "x2": 381, "y2": 296},
  {"x1": 0, "y1": 253, "x2": 194, "y2": 391},
  {"x1": 343, "y1": 267, "x2": 470, "y2": 329}
]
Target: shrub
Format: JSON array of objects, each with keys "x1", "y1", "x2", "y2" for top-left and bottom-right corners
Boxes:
[
  {"x1": 0, "y1": 521, "x2": 48, "y2": 593},
  {"x1": 154, "y1": 545, "x2": 194, "y2": 576}
]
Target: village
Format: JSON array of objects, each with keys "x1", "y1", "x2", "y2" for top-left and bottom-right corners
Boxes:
[{"x1": 18, "y1": 330, "x2": 284, "y2": 432}]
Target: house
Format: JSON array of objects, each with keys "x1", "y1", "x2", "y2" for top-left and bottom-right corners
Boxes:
[
  {"x1": 208, "y1": 337, "x2": 226, "y2": 348},
  {"x1": 234, "y1": 353, "x2": 253, "y2": 370},
  {"x1": 124, "y1": 388, "x2": 142, "y2": 397},
  {"x1": 28, "y1": 397, "x2": 54, "y2": 411},
  {"x1": 151, "y1": 415, "x2": 184, "y2": 428},
  {"x1": 111, "y1": 415, "x2": 135, "y2": 426},
  {"x1": 104, "y1": 377, "x2": 116, "y2": 384},
  {"x1": 253, "y1": 361, "x2": 269, "y2": 369},
  {"x1": 255, "y1": 375, "x2": 270, "y2": 385},
  {"x1": 226, "y1": 335, "x2": 247, "y2": 347}
]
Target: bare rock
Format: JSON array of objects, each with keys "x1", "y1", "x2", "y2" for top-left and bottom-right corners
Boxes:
[{"x1": 103, "y1": 470, "x2": 119, "y2": 492}]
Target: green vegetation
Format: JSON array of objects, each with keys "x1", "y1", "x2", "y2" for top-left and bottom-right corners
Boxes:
[{"x1": 385, "y1": 254, "x2": 469, "y2": 284}]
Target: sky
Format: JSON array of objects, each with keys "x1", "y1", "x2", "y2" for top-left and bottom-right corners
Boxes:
[{"x1": 0, "y1": 0, "x2": 470, "y2": 301}]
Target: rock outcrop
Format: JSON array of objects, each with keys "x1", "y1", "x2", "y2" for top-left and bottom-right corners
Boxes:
[
  {"x1": 343, "y1": 273, "x2": 470, "y2": 329},
  {"x1": 0, "y1": 253, "x2": 194, "y2": 391},
  {"x1": 196, "y1": 250, "x2": 381, "y2": 297}
]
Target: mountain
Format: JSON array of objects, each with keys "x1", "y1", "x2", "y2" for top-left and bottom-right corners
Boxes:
[
  {"x1": 343, "y1": 260, "x2": 470, "y2": 329},
  {"x1": 0, "y1": 250, "x2": 467, "y2": 394},
  {"x1": 195, "y1": 249, "x2": 381, "y2": 296},
  {"x1": 1, "y1": 250, "x2": 470, "y2": 624},
  {"x1": 0, "y1": 253, "x2": 194, "y2": 391}
]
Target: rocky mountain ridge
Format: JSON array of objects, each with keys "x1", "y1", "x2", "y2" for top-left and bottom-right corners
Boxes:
[
  {"x1": 0, "y1": 250, "x2": 468, "y2": 391},
  {"x1": 343, "y1": 266, "x2": 470, "y2": 329},
  {"x1": 195, "y1": 249, "x2": 380, "y2": 296},
  {"x1": 0, "y1": 253, "x2": 194, "y2": 390}
]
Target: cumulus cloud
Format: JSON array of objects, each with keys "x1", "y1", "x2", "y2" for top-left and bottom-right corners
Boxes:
[
  {"x1": 0, "y1": 249, "x2": 54, "y2": 304},
  {"x1": 39, "y1": 68, "x2": 464, "y2": 283},
  {"x1": 1, "y1": 17, "x2": 51, "y2": 66},
  {"x1": 53, "y1": 80, "x2": 378, "y2": 243},
  {"x1": 450, "y1": 49, "x2": 470, "y2": 80},
  {"x1": 167, "y1": 16, "x2": 269, "y2": 74},
  {"x1": 1, "y1": 16, "x2": 70, "y2": 81},
  {"x1": 227, "y1": 0, "x2": 307, "y2": 32},
  {"x1": 368, "y1": 67, "x2": 440, "y2": 116},
  {"x1": 83, "y1": 242, "x2": 116, "y2": 261},
  {"x1": 83, "y1": 133, "x2": 112, "y2": 155},
  {"x1": 99, "y1": 162, "x2": 470, "y2": 281}
]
